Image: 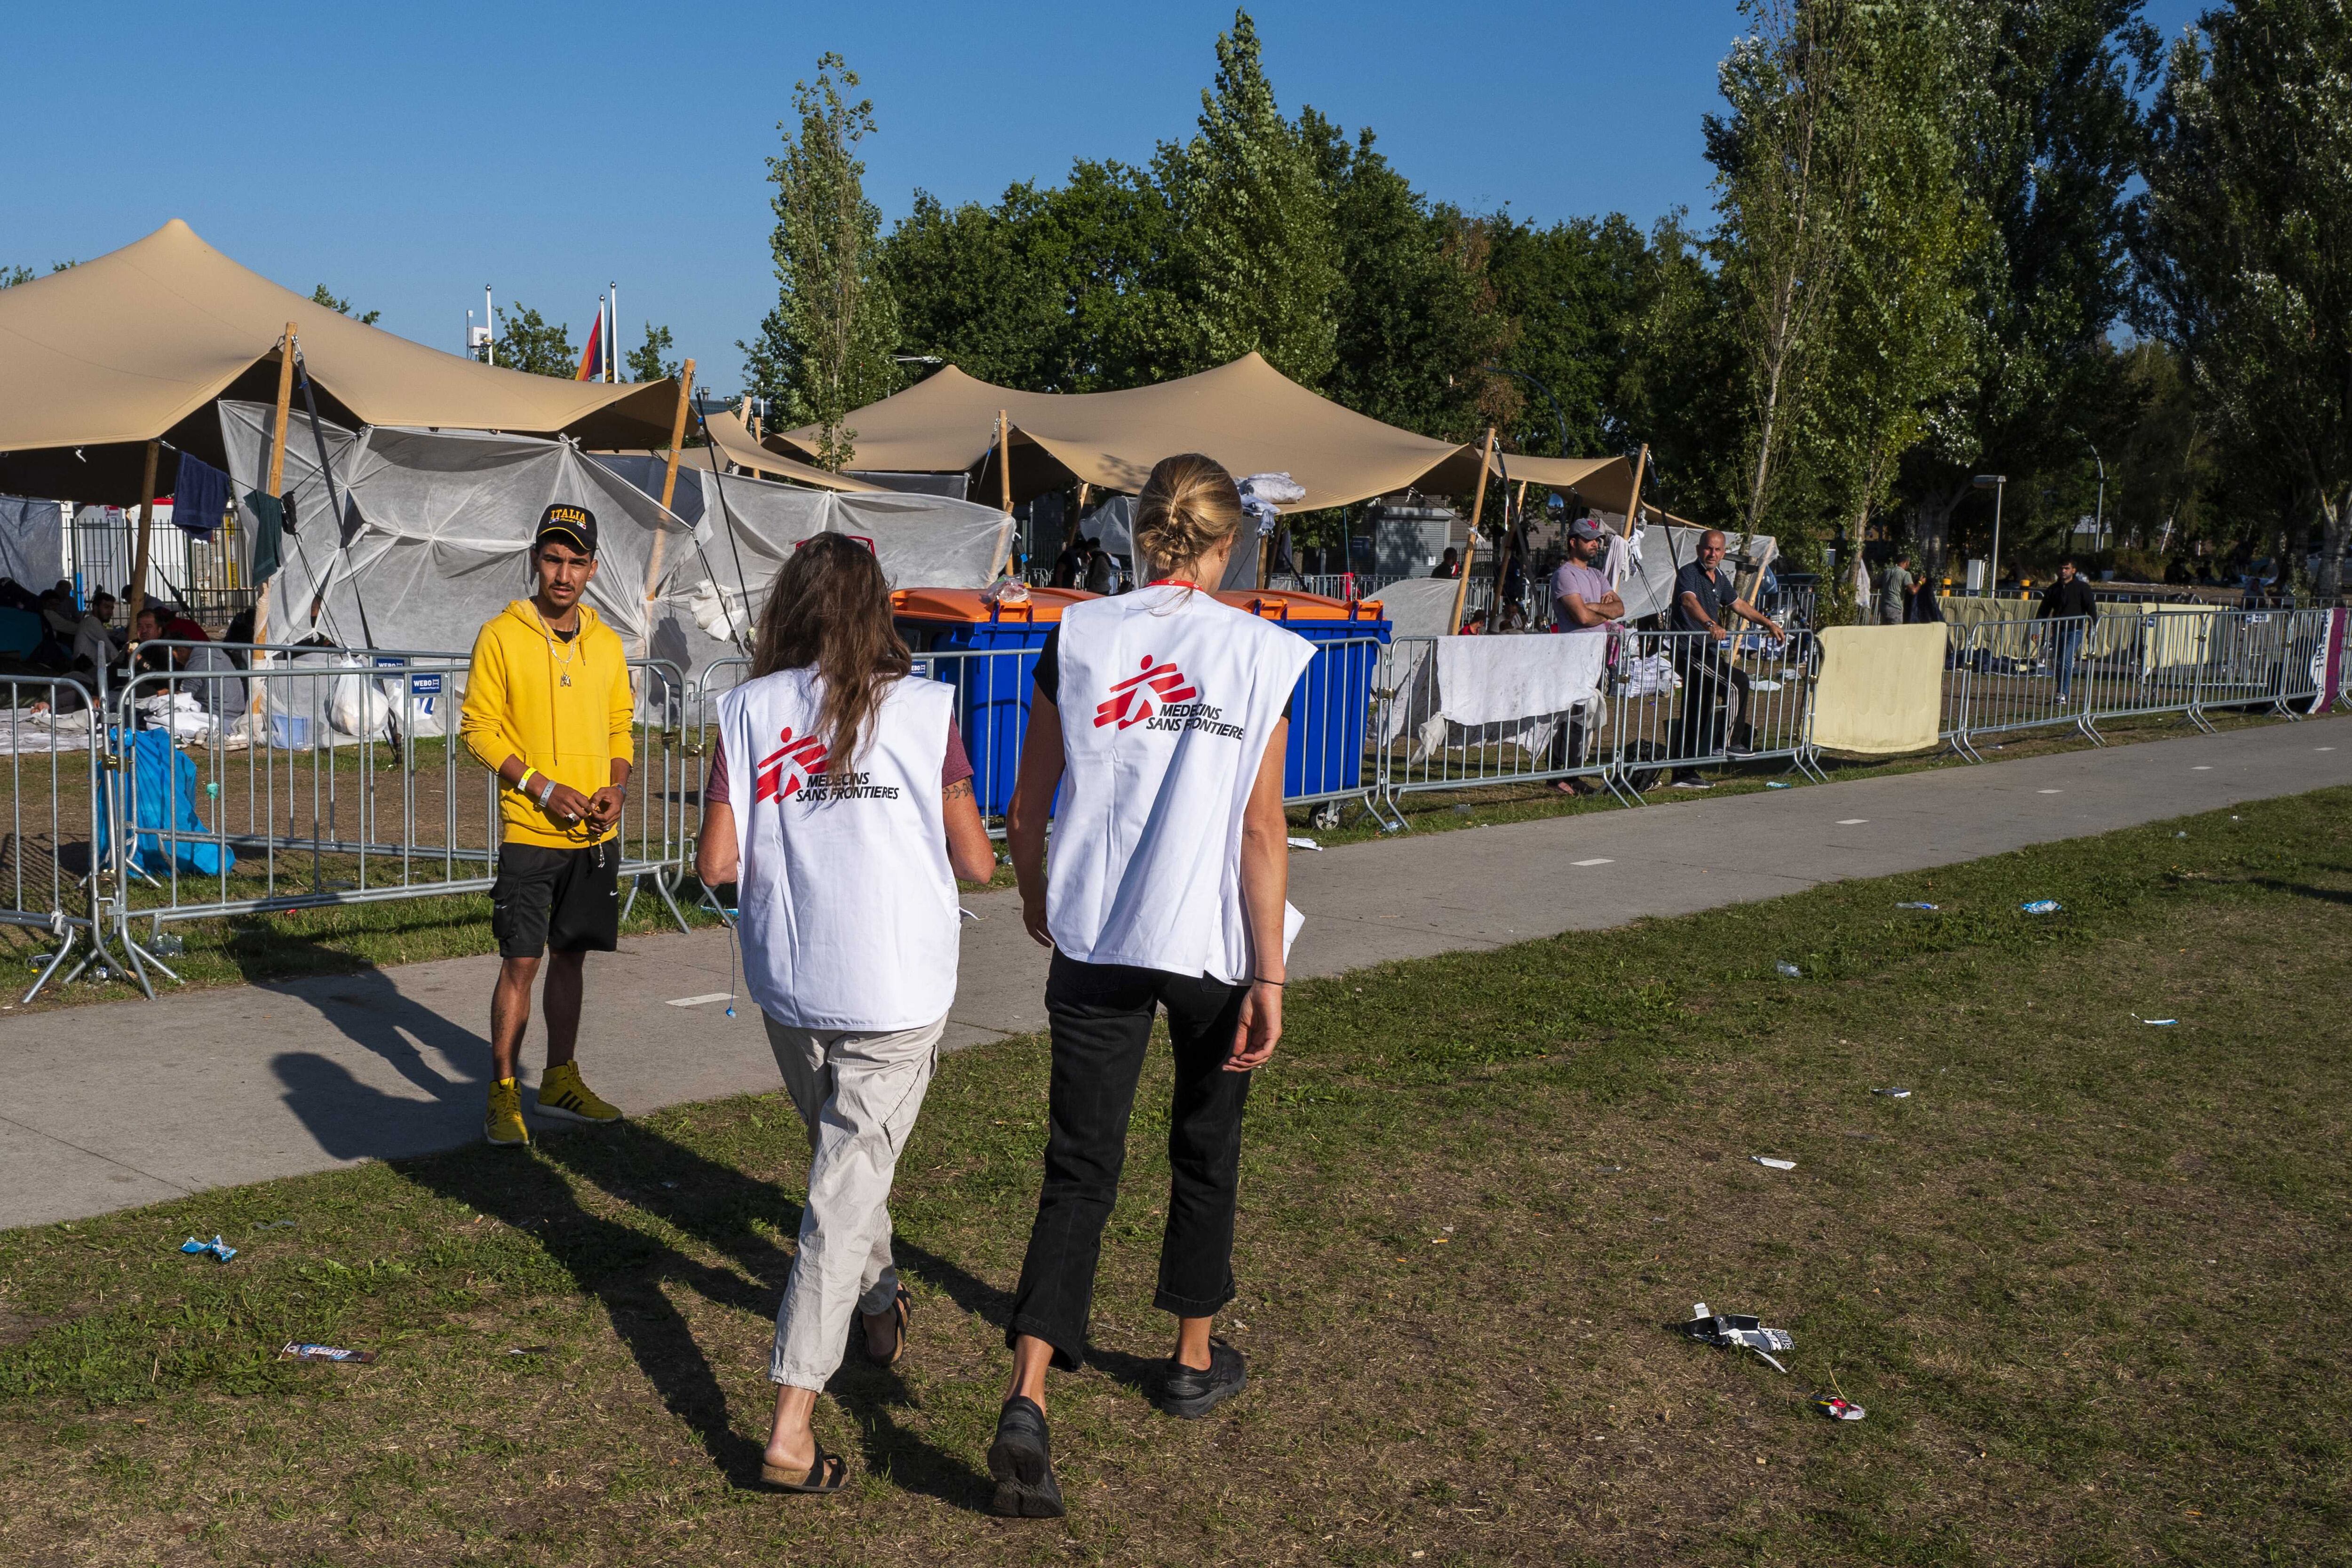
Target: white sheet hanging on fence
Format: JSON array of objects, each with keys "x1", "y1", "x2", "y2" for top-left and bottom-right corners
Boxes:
[
  {"x1": 0, "y1": 496, "x2": 64, "y2": 589},
  {"x1": 1395, "y1": 632, "x2": 1607, "y2": 759}
]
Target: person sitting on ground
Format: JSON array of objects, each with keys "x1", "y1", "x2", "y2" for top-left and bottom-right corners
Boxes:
[
  {"x1": 1878, "y1": 552, "x2": 1915, "y2": 626},
  {"x1": 163, "y1": 607, "x2": 209, "y2": 644},
  {"x1": 1668, "y1": 532, "x2": 1785, "y2": 790},
  {"x1": 696, "y1": 533, "x2": 998, "y2": 1496},
  {"x1": 1500, "y1": 602, "x2": 1528, "y2": 633},
  {"x1": 40, "y1": 586, "x2": 81, "y2": 645},
  {"x1": 1549, "y1": 516, "x2": 1625, "y2": 794},
  {"x1": 1431, "y1": 547, "x2": 1460, "y2": 580},
  {"x1": 1459, "y1": 607, "x2": 1490, "y2": 635},
  {"x1": 29, "y1": 590, "x2": 75, "y2": 669},
  {"x1": 72, "y1": 593, "x2": 120, "y2": 678}
]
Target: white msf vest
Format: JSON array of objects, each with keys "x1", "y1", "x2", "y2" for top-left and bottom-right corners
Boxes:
[
  {"x1": 719, "y1": 668, "x2": 960, "y2": 1031},
  {"x1": 1046, "y1": 585, "x2": 1316, "y2": 982}
]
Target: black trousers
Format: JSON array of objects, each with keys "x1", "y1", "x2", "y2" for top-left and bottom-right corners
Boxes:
[
  {"x1": 1007, "y1": 952, "x2": 1254, "y2": 1371},
  {"x1": 1671, "y1": 643, "x2": 1753, "y2": 761}
]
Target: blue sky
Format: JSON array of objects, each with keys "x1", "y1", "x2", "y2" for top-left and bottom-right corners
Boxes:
[{"x1": 7, "y1": 0, "x2": 2207, "y2": 393}]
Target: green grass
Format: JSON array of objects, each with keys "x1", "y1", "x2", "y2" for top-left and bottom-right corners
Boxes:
[{"x1": 2, "y1": 787, "x2": 2347, "y2": 1564}]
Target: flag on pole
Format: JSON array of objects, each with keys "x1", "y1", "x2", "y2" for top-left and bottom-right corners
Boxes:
[{"x1": 575, "y1": 302, "x2": 604, "y2": 382}]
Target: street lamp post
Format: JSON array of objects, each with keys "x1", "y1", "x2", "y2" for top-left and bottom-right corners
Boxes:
[{"x1": 1973, "y1": 474, "x2": 2007, "y2": 595}]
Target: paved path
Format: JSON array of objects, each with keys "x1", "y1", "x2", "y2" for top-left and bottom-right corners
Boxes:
[{"x1": 4, "y1": 718, "x2": 2345, "y2": 1230}]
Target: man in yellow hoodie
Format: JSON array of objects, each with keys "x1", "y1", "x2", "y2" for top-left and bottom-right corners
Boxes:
[{"x1": 461, "y1": 503, "x2": 636, "y2": 1146}]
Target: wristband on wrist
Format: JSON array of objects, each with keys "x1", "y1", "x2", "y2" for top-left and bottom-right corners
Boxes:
[
  {"x1": 1254, "y1": 977, "x2": 1286, "y2": 987},
  {"x1": 537, "y1": 775, "x2": 557, "y2": 807},
  {"x1": 516, "y1": 769, "x2": 538, "y2": 797}
]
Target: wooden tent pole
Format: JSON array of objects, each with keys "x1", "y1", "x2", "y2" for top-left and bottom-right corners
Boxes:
[
  {"x1": 644, "y1": 360, "x2": 697, "y2": 656},
  {"x1": 997, "y1": 409, "x2": 1013, "y2": 514},
  {"x1": 246, "y1": 323, "x2": 299, "y2": 717},
  {"x1": 1621, "y1": 442, "x2": 1650, "y2": 539},
  {"x1": 125, "y1": 441, "x2": 159, "y2": 645},
  {"x1": 1449, "y1": 428, "x2": 1496, "y2": 634}
]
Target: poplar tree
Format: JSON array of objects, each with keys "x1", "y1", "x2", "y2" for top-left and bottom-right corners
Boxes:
[
  {"x1": 1156, "y1": 11, "x2": 1340, "y2": 384},
  {"x1": 745, "y1": 53, "x2": 902, "y2": 470}
]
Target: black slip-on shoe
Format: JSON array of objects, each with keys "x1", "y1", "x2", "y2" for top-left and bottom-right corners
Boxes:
[
  {"x1": 1155, "y1": 1337, "x2": 1248, "y2": 1419},
  {"x1": 987, "y1": 1395, "x2": 1065, "y2": 1518}
]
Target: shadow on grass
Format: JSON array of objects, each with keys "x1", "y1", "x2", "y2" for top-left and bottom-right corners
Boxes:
[{"x1": 258, "y1": 942, "x2": 1000, "y2": 1510}]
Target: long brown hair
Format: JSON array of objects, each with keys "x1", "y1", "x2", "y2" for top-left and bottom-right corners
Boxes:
[{"x1": 750, "y1": 533, "x2": 912, "y2": 766}]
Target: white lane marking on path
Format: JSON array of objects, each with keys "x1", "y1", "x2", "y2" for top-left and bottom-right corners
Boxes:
[
  {"x1": 1572, "y1": 858, "x2": 1614, "y2": 867},
  {"x1": 2193, "y1": 765, "x2": 2213, "y2": 771},
  {"x1": 1836, "y1": 818, "x2": 1868, "y2": 825},
  {"x1": 666, "y1": 993, "x2": 734, "y2": 1008},
  {"x1": 2320, "y1": 747, "x2": 2337, "y2": 752},
  {"x1": 2038, "y1": 789, "x2": 2064, "y2": 794}
]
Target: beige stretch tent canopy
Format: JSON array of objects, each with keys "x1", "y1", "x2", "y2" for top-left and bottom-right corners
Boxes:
[
  {"x1": 0, "y1": 219, "x2": 683, "y2": 503},
  {"x1": 693, "y1": 405, "x2": 889, "y2": 493},
  {"x1": 774, "y1": 352, "x2": 1611, "y2": 513}
]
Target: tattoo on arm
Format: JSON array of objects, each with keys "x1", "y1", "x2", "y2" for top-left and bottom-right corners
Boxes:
[{"x1": 945, "y1": 779, "x2": 974, "y2": 802}]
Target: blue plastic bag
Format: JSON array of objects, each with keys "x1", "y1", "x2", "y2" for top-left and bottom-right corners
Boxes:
[{"x1": 96, "y1": 729, "x2": 235, "y2": 877}]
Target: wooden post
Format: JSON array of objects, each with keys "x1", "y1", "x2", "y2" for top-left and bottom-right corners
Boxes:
[
  {"x1": 641, "y1": 360, "x2": 696, "y2": 655},
  {"x1": 239, "y1": 323, "x2": 301, "y2": 725},
  {"x1": 1620, "y1": 442, "x2": 1650, "y2": 538},
  {"x1": 125, "y1": 441, "x2": 160, "y2": 644},
  {"x1": 997, "y1": 409, "x2": 1013, "y2": 514},
  {"x1": 1449, "y1": 427, "x2": 1496, "y2": 634}
]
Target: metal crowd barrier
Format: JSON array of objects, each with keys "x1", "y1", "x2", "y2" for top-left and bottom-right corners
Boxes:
[
  {"x1": 1937, "y1": 607, "x2": 2342, "y2": 760},
  {"x1": 0, "y1": 641, "x2": 700, "y2": 999},
  {"x1": 0, "y1": 673, "x2": 144, "y2": 1002}
]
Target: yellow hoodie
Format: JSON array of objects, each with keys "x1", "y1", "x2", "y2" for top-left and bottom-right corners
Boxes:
[{"x1": 461, "y1": 600, "x2": 635, "y2": 848}]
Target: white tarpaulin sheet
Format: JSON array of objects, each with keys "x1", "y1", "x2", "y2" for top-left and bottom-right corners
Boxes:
[
  {"x1": 666, "y1": 465, "x2": 1013, "y2": 679},
  {"x1": 222, "y1": 402, "x2": 704, "y2": 658},
  {"x1": 1615, "y1": 526, "x2": 1777, "y2": 623}
]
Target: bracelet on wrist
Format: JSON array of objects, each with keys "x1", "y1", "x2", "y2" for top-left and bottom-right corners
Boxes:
[
  {"x1": 537, "y1": 775, "x2": 557, "y2": 807},
  {"x1": 1254, "y1": 977, "x2": 1286, "y2": 987}
]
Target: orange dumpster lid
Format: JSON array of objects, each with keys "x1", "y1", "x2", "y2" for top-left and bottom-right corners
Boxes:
[
  {"x1": 1210, "y1": 589, "x2": 1387, "y2": 623},
  {"x1": 890, "y1": 586, "x2": 1096, "y2": 623}
]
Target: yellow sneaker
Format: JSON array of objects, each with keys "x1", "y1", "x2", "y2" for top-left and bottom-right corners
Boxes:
[
  {"x1": 537, "y1": 1061, "x2": 622, "y2": 1124},
  {"x1": 485, "y1": 1078, "x2": 530, "y2": 1146}
]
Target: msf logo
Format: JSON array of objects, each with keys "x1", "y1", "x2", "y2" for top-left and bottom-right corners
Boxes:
[
  {"x1": 1095, "y1": 655, "x2": 1197, "y2": 730},
  {"x1": 754, "y1": 726, "x2": 829, "y2": 803}
]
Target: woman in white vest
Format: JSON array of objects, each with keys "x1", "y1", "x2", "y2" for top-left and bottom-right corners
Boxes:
[
  {"x1": 985, "y1": 453, "x2": 1316, "y2": 1518},
  {"x1": 696, "y1": 533, "x2": 997, "y2": 1495}
]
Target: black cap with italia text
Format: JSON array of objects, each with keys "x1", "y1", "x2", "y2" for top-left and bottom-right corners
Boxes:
[{"x1": 535, "y1": 503, "x2": 598, "y2": 557}]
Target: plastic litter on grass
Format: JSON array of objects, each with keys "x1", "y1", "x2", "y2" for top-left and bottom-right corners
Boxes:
[
  {"x1": 1872, "y1": 1088, "x2": 1913, "y2": 1098},
  {"x1": 1895, "y1": 901, "x2": 1939, "y2": 911},
  {"x1": 1286, "y1": 836, "x2": 1322, "y2": 851},
  {"x1": 280, "y1": 1343, "x2": 374, "y2": 1364},
  {"x1": 1681, "y1": 1304, "x2": 1794, "y2": 1373},
  {"x1": 1752, "y1": 1156, "x2": 1796, "y2": 1170},
  {"x1": 1765, "y1": 780, "x2": 1792, "y2": 789},
  {"x1": 2019, "y1": 899, "x2": 2063, "y2": 915},
  {"x1": 178, "y1": 1235, "x2": 235, "y2": 1264},
  {"x1": 1815, "y1": 1396, "x2": 1866, "y2": 1421},
  {"x1": 1776, "y1": 962, "x2": 1802, "y2": 978},
  {"x1": 2133, "y1": 1016, "x2": 2178, "y2": 1026}
]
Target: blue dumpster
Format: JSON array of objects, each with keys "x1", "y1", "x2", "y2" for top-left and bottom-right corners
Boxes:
[
  {"x1": 1210, "y1": 590, "x2": 1391, "y2": 804},
  {"x1": 892, "y1": 587, "x2": 1095, "y2": 815}
]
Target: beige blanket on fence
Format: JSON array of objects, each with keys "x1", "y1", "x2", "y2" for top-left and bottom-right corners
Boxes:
[{"x1": 1811, "y1": 623, "x2": 1949, "y2": 756}]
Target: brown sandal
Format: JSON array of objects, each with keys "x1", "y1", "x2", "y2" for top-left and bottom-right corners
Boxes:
[
  {"x1": 760, "y1": 1442, "x2": 848, "y2": 1494},
  {"x1": 864, "y1": 1283, "x2": 912, "y2": 1368}
]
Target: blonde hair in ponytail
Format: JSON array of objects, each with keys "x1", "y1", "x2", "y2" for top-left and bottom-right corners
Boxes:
[{"x1": 1131, "y1": 453, "x2": 1245, "y2": 578}]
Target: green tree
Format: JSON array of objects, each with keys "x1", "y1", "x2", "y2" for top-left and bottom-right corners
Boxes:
[
  {"x1": 2141, "y1": 0, "x2": 2352, "y2": 597},
  {"x1": 1707, "y1": 0, "x2": 1873, "y2": 539},
  {"x1": 1154, "y1": 11, "x2": 1340, "y2": 383},
  {"x1": 3, "y1": 260, "x2": 77, "y2": 288},
  {"x1": 1899, "y1": 0, "x2": 2157, "y2": 574},
  {"x1": 625, "y1": 323, "x2": 680, "y2": 383},
  {"x1": 1815, "y1": 0, "x2": 1989, "y2": 557},
  {"x1": 1305, "y1": 113, "x2": 1505, "y2": 440},
  {"x1": 493, "y1": 304, "x2": 578, "y2": 377},
  {"x1": 308, "y1": 284, "x2": 381, "y2": 326},
  {"x1": 743, "y1": 52, "x2": 902, "y2": 470}
]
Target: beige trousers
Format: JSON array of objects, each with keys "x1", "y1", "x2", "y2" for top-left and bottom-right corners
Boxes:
[{"x1": 763, "y1": 1011, "x2": 946, "y2": 1390}]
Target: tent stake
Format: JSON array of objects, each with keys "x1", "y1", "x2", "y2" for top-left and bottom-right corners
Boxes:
[
  {"x1": 644, "y1": 360, "x2": 697, "y2": 656},
  {"x1": 1449, "y1": 427, "x2": 1496, "y2": 634}
]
